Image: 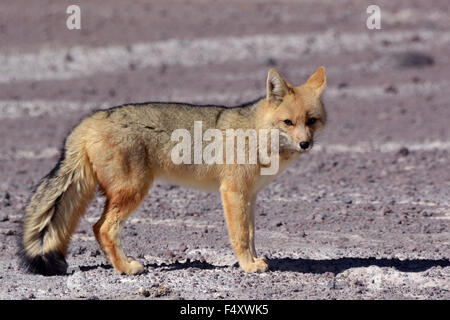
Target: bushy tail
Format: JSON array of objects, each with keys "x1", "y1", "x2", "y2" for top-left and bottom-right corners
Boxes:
[{"x1": 19, "y1": 135, "x2": 96, "y2": 276}]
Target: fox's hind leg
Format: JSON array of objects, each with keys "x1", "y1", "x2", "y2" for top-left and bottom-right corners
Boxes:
[{"x1": 92, "y1": 163, "x2": 152, "y2": 275}]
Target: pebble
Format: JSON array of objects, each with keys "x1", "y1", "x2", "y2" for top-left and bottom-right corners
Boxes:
[
  {"x1": 265, "y1": 57, "x2": 277, "y2": 66},
  {"x1": 178, "y1": 243, "x2": 188, "y2": 252},
  {"x1": 72, "y1": 246, "x2": 86, "y2": 256},
  {"x1": 363, "y1": 204, "x2": 376, "y2": 211},
  {"x1": 384, "y1": 85, "x2": 398, "y2": 94},
  {"x1": 395, "y1": 52, "x2": 434, "y2": 68},
  {"x1": 150, "y1": 285, "x2": 171, "y2": 298},
  {"x1": 314, "y1": 214, "x2": 326, "y2": 222},
  {"x1": 138, "y1": 287, "x2": 150, "y2": 297},
  {"x1": 397, "y1": 147, "x2": 410, "y2": 157},
  {"x1": 90, "y1": 250, "x2": 101, "y2": 257}
]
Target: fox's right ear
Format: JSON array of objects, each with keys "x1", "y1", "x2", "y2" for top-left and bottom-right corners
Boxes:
[{"x1": 266, "y1": 68, "x2": 290, "y2": 105}]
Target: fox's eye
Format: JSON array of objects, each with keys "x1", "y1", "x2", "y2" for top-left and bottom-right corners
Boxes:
[
  {"x1": 284, "y1": 119, "x2": 294, "y2": 126},
  {"x1": 306, "y1": 117, "x2": 317, "y2": 126}
]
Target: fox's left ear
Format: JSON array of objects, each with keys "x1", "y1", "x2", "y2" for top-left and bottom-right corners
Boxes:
[
  {"x1": 266, "y1": 68, "x2": 290, "y2": 105},
  {"x1": 305, "y1": 66, "x2": 327, "y2": 96}
]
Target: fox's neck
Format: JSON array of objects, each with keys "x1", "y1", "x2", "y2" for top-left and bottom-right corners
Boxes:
[
  {"x1": 252, "y1": 98, "x2": 274, "y2": 130},
  {"x1": 225, "y1": 98, "x2": 263, "y2": 130}
]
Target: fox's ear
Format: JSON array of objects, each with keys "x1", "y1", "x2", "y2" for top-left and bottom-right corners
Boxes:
[
  {"x1": 266, "y1": 68, "x2": 290, "y2": 104},
  {"x1": 305, "y1": 66, "x2": 326, "y2": 96}
]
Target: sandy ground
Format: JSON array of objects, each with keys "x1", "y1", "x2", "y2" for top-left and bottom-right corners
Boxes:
[{"x1": 0, "y1": 0, "x2": 449, "y2": 299}]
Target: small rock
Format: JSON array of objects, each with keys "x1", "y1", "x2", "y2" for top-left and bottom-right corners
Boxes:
[
  {"x1": 72, "y1": 246, "x2": 86, "y2": 256},
  {"x1": 265, "y1": 57, "x2": 277, "y2": 66},
  {"x1": 314, "y1": 214, "x2": 325, "y2": 222},
  {"x1": 341, "y1": 199, "x2": 353, "y2": 205},
  {"x1": 5, "y1": 230, "x2": 15, "y2": 236},
  {"x1": 275, "y1": 221, "x2": 283, "y2": 227},
  {"x1": 395, "y1": 52, "x2": 434, "y2": 68},
  {"x1": 139, "y1": 287, "x2": 150, "y2": 298},
  {"x1": 397, "y1": 147, "x2": 409, "y2": 157},
  {"x1": 353, "y1": 280, "x2": 365, "y2": 286},
  {"x1": 178, "y1": 243, "x2": 188, "y2": 252},
  {"x1": 410, "y1": 35, "x2": 421, "y2": 42},
  {"x1": 384, "y1": 85, "x2": 398, "y2": 94},
  {"x1": 364, "y1": 204, "x2": 376, "y2": 211},
  {"x1": 150, "y1": 285, "x2": 171, "y2": 298},
  {"x1": 90, "y1": 250, "x2": 101, "y2": 257},
  {"x1": 337, "y1": 82, "x2": 348, "y2": 89},
  {"x1": 159, "y1": 64, "x2": 167, "y2": 75},
  {"x1": 65, "y1": 52, "x2": 74, "y2": 62}
]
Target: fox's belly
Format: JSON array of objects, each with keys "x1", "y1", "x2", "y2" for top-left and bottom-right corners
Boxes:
[{"x1": 155, "y1": 171, "x2": 220, "y2": 192}]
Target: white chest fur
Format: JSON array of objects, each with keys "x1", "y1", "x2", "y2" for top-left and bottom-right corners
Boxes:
[{"x1": 253, "y1": 152, "x2": 300, "y2": 194}]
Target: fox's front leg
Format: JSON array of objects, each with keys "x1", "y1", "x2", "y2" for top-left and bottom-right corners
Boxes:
[{"x1": 220, "y1": 185, "x2": 268, "y2": 273}]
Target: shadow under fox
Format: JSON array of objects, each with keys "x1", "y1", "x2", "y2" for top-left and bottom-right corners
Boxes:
[{"x1": 20, "y1": 67, "x2": 327, "y2": 275}]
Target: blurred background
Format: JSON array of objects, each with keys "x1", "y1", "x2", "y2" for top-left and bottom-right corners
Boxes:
[
  {"x1": 0, "y1": 0, "x2": 449, "y2": 156},
  {"x1": 0, "y1": 0, "x2": 448, "y2": 299}
]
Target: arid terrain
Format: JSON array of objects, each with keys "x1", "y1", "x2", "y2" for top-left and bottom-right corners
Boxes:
[{"x1": 0, "y1": 0, "x2": 449, "y2": 299}]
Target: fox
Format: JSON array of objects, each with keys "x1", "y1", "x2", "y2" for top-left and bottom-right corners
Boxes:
[{"x1": 20, "y1": 66, "x2": 327, "y2": 276}]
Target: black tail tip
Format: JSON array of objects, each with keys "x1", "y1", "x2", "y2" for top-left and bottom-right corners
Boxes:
[{"x1": 19, "y1": 250, "x2": 68, "y2": 276}]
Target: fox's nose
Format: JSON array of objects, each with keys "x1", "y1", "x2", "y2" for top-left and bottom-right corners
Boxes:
[{"x1": 299, "y1": 141, "x2": 310, "y2": 150}]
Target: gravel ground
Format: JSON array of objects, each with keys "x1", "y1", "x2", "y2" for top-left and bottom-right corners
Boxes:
[{"x1": 0, "y1": 0, "x2": 449, "y2": 300}]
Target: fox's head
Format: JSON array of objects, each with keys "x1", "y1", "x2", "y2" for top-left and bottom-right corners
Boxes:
[{"x1": 261, "y1": 66, "x2": 327, "y2": 153}]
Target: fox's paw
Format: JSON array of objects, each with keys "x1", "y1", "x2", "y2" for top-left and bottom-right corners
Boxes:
[
  {"x1": 122, "y1": 257, "x2": 144, "y2": 275},
  {"x1": 254, "y1": 256, "x2": 269, "y2": 272},
  {"x1": 240, "y1": 256, "x2": 269, "y2": 273}
]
